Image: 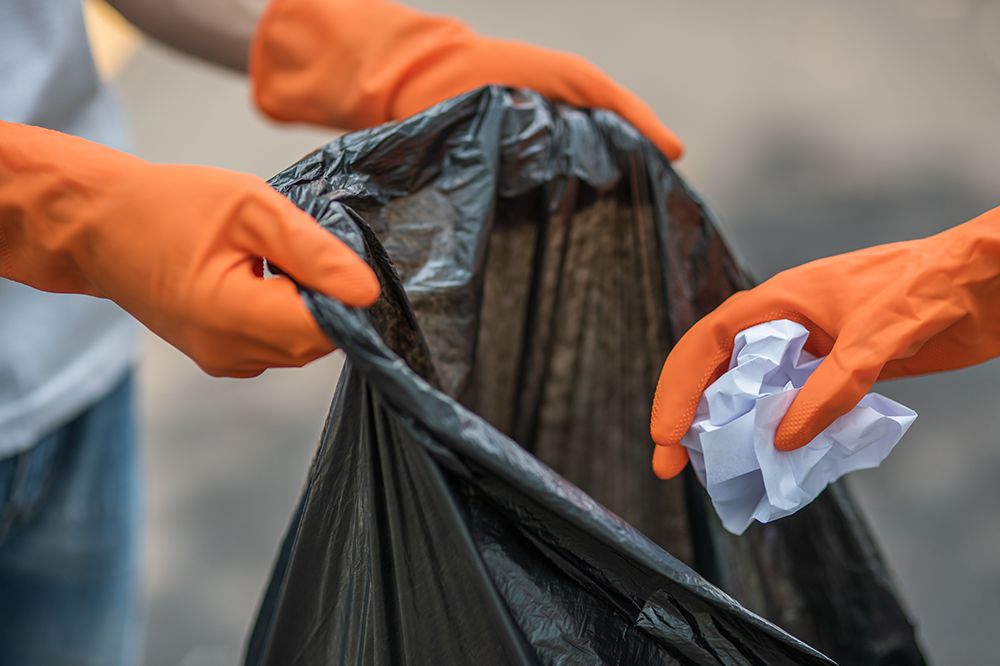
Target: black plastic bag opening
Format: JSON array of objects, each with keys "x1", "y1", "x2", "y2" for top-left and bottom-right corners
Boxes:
[{"x1": 246, "y1": 87, "x2": 925, "y2": 666}]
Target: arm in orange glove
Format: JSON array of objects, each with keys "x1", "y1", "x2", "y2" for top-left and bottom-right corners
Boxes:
[
  {"x1": 247, "y1": 0, "x2": 683, "y2": 160},
  {"x1": 0, "y1": 121, "x2": 379, "y2": 377},
  {"x1": 109, "y1": 0, "x2": 680, "y2": 154},
  {"x1": 110, "y1": 0, "x2": 681, "y2": 158},
  {"x1": 650, "y1": 205, "x2": 1000, "y2": 479}
]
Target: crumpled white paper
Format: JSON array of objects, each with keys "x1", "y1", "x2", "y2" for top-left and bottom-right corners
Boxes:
[{"x1": 681, "y1": 319, "x2": 916, "y2": 535}]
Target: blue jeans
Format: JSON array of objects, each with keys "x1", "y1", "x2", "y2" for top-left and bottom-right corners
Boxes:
[{"x1": 0, "y1": 373, "x2": 143, "y2": 666}]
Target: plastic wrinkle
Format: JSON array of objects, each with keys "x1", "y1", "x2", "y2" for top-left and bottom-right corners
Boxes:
[{"x1": 246, "y1": 86, "x2": 925, "y2": 666}]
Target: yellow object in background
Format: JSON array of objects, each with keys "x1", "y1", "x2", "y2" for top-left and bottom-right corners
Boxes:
[{"x1": 83, "y1": 0, "x2": 142, "y2": 81}]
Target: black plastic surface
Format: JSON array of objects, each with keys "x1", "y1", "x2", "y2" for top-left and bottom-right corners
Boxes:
[{"x1": 246, "y1": 87, "x2": 924, "y2": 665}]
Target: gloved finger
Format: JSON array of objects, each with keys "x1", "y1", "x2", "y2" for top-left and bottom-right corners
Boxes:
[
  {"x1": 649, "y1": 312, "x2": 741, "y2": 449},
  {"x1": 650, "y1": 280, "x2": 838, "y2": 451},
  {"x1": 551, "y1": 53, "x2": 684, "y2": 161},
  {"x1": 187, "y1": 263, "x2": 336, "y2": 377},
  {"x1": 388, "y1": 40, "x2": 684, "y2": 162},
  {"x1": 604, "y1": 90, "x2": 685, "y2": 162},
  {"x1": 773, "y1": 326, "x2": 888, "y2": 451},
  {"x1": 235, "y1": 191, "x2": 381, "y2": 308},
  {"x1": 494, "y1": 48, "x2": 684, "y2": 161},
  {"x1": 652, "y1": 442, "x2": 690, "y2": 480}
]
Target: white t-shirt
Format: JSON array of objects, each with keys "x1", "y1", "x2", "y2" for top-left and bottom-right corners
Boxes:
[{"x1": 0, "y1": 0, "x2": 140, "y2": 458}]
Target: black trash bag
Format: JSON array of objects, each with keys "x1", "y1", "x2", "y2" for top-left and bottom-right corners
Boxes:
[{"x1": 246, "y1": 87, "x2": 925, "y2": 665}]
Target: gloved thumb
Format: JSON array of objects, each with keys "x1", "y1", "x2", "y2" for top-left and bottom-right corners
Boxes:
[{"x1": 649, "y1": 313, "x2": 744, "y2": 480}]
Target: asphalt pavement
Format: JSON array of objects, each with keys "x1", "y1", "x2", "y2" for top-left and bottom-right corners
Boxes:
[{"x1": 114, "y1": 2, "x2": 1000, "y2": 664}]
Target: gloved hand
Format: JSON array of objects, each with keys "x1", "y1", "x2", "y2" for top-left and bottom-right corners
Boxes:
[
  {"x1": 0, "y1": 121, "x2": 380, "y2": 377},
  {"x1": 649, "y1": 206, "x2": 1000, "y2": 479},
  {"x1": 248, "y1": 0, "x2": 683, "y2": 161}
]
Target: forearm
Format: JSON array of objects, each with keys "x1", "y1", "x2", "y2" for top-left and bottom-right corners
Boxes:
[{"x1": 106, "y1": 0, "x2": 268, "y2": 72}]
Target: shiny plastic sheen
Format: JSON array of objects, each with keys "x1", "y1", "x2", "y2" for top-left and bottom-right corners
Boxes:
[{"x1": 245, "y1": 87, "x2": 924, "y2": 665}]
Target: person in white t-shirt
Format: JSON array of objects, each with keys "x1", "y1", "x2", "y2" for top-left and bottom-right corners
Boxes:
[{"x1": 0, "y1": 0, "x2": 682, "y2": 663}]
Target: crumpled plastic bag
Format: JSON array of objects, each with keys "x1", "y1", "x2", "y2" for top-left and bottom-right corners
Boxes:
[
  {"x1": 246, "y1": 86, "x2": 927, "y2": 666},
  {"x1": 242, "y1": 196, "x2": 833, "y2": 666},
  {"x1": 682, "y1": 320, "x2": 917, "y2": 535}
]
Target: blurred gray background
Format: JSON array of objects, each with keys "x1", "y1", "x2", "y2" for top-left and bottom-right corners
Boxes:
[{"x1": 105, "y1": 1, "x2": 1000, "y2": 664}]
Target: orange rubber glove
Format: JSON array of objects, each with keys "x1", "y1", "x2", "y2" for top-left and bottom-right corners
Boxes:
[
  {"x1": 0, "y1": 121, "x2": 379, "y2": 377},
  {"x1": 249, "y1": 0, "x2": 683, "y2": 161},
  {"x1": 650, "y1": 205, "x2": 1000, "y2": 479}
]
